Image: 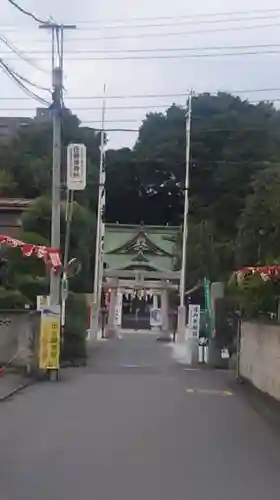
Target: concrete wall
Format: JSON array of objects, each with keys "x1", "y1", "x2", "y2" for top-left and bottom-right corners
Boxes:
[
  {"x1": 0, "y1": 311, "x2": 41, "y2": 372},
  {"x1": 240, "y1": 322, "x2": 280, "y2": 401}
]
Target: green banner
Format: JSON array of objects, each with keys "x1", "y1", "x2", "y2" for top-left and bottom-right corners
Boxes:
[{"x1": 203, "y1": 277, "x2": 213, "y2": 339}]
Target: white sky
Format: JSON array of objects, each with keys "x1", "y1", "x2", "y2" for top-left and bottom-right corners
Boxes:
[{"x1": 1, "y1": 0, "x2": 280, "y2": 148}]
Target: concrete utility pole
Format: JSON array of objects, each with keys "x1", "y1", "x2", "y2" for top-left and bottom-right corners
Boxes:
[
  {"x1": 39, "y1": 23, "x2": 76, "y2": 306},
  {"x1": 91, "y1": 86, "x2": 107, "y2": 339},
  {"x1": 177, "y1": 90, "x2": 193, "y2": 338}
]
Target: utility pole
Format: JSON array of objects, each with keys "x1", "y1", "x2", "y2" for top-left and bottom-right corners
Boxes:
[
  {"x1": 91, "y1": 86, "x2": 106, "y2": 339},
  {"x1": 39, "y1": 23, "x2": 76, "y2": 306},
  {"x1": 177, "y1": 90, "x2": 193, "y2": 338}
]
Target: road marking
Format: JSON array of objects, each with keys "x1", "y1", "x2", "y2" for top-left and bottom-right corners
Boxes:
[
  {"x1": 185, "y1": 388, "x2": 233, "y2": 396},
  {"x1": 121, "y1": 364, "x2": 152, "y2": 369},
  {"x1": 183, "y1": 368, "x2": 201, "y2": 371}
]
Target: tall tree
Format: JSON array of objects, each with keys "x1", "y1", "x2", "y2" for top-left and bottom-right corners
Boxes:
[
  {"x1": 22, "y1": 196, "x2": 96, "y2": 292},
  {"x1": 236, "y1": 165, "x2": 280, "y2": 267},
  {"x1": 106, "y1": 93, "x2": 280, "y2": 236},
  {"x1": 0, "y1": 110, "x2": 100, "y2": 204}
]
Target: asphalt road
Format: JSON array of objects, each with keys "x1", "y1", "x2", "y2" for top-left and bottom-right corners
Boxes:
[{"x1": 1, "y1": 332, "x2": 280, "y2": 500}]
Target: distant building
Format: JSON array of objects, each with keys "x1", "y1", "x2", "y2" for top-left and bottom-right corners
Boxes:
[
  {"x1": 35, "y1": 107, "x2": 52, "y2": 122},
  {"x1": 0, "y1": 106, "x2": 71, "y2": 141},
  {"x1": 0, "y1": 198, "x2": 33, "y2": 238}
]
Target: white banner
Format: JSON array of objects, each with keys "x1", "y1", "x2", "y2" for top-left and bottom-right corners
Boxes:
[
  {"x1": 188, "y1": 304, "x2": 201, "y2": 338},
  {"x1": 114, "y1": 292, "x2": 123, "y2": 326},
  {"x1": 67, "y1": 143, "x2": 87, "y2": 191},
  {"x1": 150, "y1": 308, "x2": 162, "y2": 327}
]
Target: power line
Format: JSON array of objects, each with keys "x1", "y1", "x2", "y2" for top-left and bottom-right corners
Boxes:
[
  {"x1": 0, "y1": 33, "x2": 49, "y2": 74},
  {"x1": 50, "y1": 21, "x2": 280, "y2": 41},
  {"x1": 4, "y1": 20, "x2": 280, "y2": 40},
  {"x1": 3, "y1": 43, "x2": 280, "y2": 55},
  {"x1": 1, "y1": 96, "x2": 279, "y2": 111},
  {"x1": 0, "y1": 58, "x2": 50, "y2": 105},
  {"x1": 3, "y1": 49, "x2": 280, "y2": 62},
  {"x1": 8, "y1": 48, "x2": 280, "y2": 61},
  {"x1": 0, "y1": 104, "x2": 173, "y2": 111},
  {"x1": 11, "y1": 68, "x2": 51, "y2": 92},
  {"x1": 6, "y1": 0, "x2": 49, "y2": 25},
  {"x1": 1, "y1": 86, "x2": 280, "y2": 101},
  {"x1": 76, "y1": 13, "x2": 280, "y2": 31},
  {"x1": 66, "y1": 89, "x2": 280, "y2": 99},
  {"x1": 72, "y1": 8, "x2": 280, "y2": 24},
  {"x1": 64, "y1": 49, "x2": 280, "y2": 60},
  {"x1": 79, "y1": 118, "x2": 280, "y2": 125},
  {"x1": 0, "y1": 36, "x2": 51, "y2": 92},
  {"x1": 3, "y1": 9, "x2": 280, "y2": 32}
]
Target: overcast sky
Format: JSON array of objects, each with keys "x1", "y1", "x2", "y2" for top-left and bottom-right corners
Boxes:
[{"x1": 1, "y1": 0, "x2": 280, "y2": 148}]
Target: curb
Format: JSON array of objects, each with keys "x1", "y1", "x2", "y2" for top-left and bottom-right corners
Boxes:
[{"x1": 0, "y1": 379, "x2": 36, "y2": 403}]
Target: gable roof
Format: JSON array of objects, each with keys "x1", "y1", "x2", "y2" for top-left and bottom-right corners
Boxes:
[{"x1": 106, "y1": 229, "x2": 172, "y2": 257}]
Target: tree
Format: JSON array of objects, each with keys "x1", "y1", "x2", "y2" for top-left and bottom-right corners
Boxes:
[
  {"x1": 0, "y1": 110, "x2": 100, "y2": 203},
  {"x1": 175, "y1": 219, "x2": 235, "y2": 288},
  {"x1": 0, "y1": 170, "x2": 17, "y2": 196},
  {"x1": 2, "y1": 92, "x2": 280, "y2": 290},
  {"x1": 236, "y1": 165, "x2": 280, "y2": 267},
  {"x1": 22, "y1": 196, "x2": 96, "y2": 293},
  {"x1": 106, "y1": 93, "x2": 280, "y2": 236}
]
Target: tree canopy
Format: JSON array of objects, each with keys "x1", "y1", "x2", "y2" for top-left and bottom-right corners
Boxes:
[
  {"x1": 1, "y1": 92, "x2": 280, "y2": 292},
  {"x1": 106, "y1": 93, "x2": 280, "y2": 237}
]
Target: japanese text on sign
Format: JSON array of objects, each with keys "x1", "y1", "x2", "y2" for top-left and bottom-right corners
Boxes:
[
  {"x1": 67, "y1": 143, "x2": 87, "y2": 191},
  {"x1": 188, "y1": 304, "x2": 201, "y2": 338},
  {"x1": 39, "y1": 306, "x2": 61, "y2": 370}
]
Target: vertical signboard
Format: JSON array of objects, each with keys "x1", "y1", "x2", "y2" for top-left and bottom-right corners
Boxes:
[
  {"x1": 188, "y1": 304, "x2": 201, "y2": 338},
  {"x1": 67, "y1": 143, "x2": 87, "y2": 191},
  {"x1": 114, "y1": 292, "x2": 123, "y2": 326},
  {"x1": 39, "y1": 306, "x2": 61, "y2": 370},
  {"x1": 150, "y1": 308, "x2": 162, "y2": 327}
]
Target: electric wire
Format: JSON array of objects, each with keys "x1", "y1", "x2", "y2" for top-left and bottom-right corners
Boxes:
[
  {"x1": 0, "y1": 33, "x2": 49, "y2": 73},
  {"x1": 44, "y1": 22, "x2": 280, "y2": 41},
  {"x1": 0, "y1": 58, "x2": 51, "y2": 105},
  {"x1": 0, "y1": 86, "x2": 280, "y2": 100},
  {"x1": 72, "y1": 8, "x2": 280, "y2": 25},
  {"x1": 2, "y1": 42, "x2": 280, "y2": 56},
  {"x1": 6, "y1": 0, "x2": 49, "y2": 25},
  {"x1": 3, "y1": 48, "x2": 280, "y2": 62},
  {"x1": 2, "y1": 20, "x2": 280, "y2": 39},
  {"x1": 74, "y1": 13, "x2": 280, "y2": 31}
]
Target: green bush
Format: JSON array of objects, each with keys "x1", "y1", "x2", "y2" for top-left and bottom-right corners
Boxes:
[
  {"x1": 0, "y1": 287, "x2": 30, "y2": 310},
  {"x1": 228, "y1": 273, "x2": 280, "y2": 322},
  {"x1": 15, "y1": 275, "x2": 49, "y2": 308},
  {"x1": 62, "y1": 292, "x2": 88, "y2": 363}
]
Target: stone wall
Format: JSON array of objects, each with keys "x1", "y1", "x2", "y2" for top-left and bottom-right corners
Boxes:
[
  {"x1": 240, "y1": 322, "x2": 280, "y2": 401},
  {"x1": 0, "y1": 311, "x2": 41, "y2": 372}
]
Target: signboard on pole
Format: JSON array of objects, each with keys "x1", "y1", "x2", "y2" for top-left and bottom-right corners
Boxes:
[
  {"x1": 150, "y1": 308, "x2": 162, "y2": 327},
  {"x1": 67, "y1": 143, "x2": 87, "y2": 191},
  {"x1": 188, "y1": 304, "x2": 201, "y2": 338},
  {"x1": 39, "y1": 306, "x2": 61, "y2": 370},
  {"x1": 36, "y1": 295, "x2": 50, "y2": 311}
]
